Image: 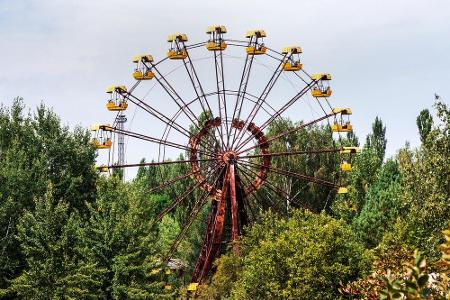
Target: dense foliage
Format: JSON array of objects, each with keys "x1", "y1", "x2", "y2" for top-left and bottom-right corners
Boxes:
[
  {"x1": 198, "y1": 210, "x2": 371, "y2": 299},
  {"x1": 0, "y1": 96, "x2": 449, "y2": 299}
]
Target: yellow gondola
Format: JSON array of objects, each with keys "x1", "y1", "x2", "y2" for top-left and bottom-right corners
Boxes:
[
  {"x1": 340, "y1": 147, "x2": 361, "y2": 154},
  {"x1": 245, "y1": 30, "x2": 266, "y2": 55},
  {"x1": 106, "y1": 100, "x2": 128, "y2": 111},
  {"x1": 281, "y1": 46, "x2": 303, "y2": 71},
  {"x1": 311, "y1": 73, "x2": 332, "y2": 98},
  {"x1": 206, "y1": 25, "x2": 227, "y2": 34},
  {"x1": 283, "y1": 62, "x2": 302, "y2": 71},
  {"x1": 90, "y1": 124, "x2": 113, "y2": 149},
  {"x1": 282, "y1": 46, "x2": 302, "y2": 54},
  {"x1": 206, "y1": 41, "x2": 227, "y2": 51},
  {"x1": 245, "y1": 30, "x2": 266, "y2": 38},
  {"x1": 187, "y1": 282, "x2": 199, "y2": 291},
  {"x1": 132, "y1": 54, "x2": 154, "y2": 63},
  {"x1": 99, "y1": 124, "x2": 113, "y2": 131},
  {"x1": 340, "y1": 162, "x2": 352, "y2": 172},
  {"x1": 311, "y1": 73, "x2": 331, "y2": 81},
  {"x1": 246, "y1": 46, "x2": 266, "y2": 55},
  {"x1": 106, "y1": 85, "x2": 127, "y2": 94},
  {"x1": 337, "y1": 187, "x2": 348, "y2": 194},
  {"x1": 312, "y1": 88, "x2": 332, "y2": 98},
  {"x1": 150, "y1": 268, "x2": 161, "y2": 275},
  {"x1": 105, "y1": 85, "x2": 128, "y2": 111},
  {"x1": 332, "y1": 122, "x2": 353, "y2": 133},
  {"x1": 167, "y1": 49, "x2": 188, "y2": 60},
  {"x1": 332, "y1": 108, "x2": 352, "y2": 115},
  {"x1": 167, "y1": 33, "x2": 188, "y2": 42},
  {"x1": 206, "y1": 25, "x2": 227, "y2": 51},
  {"x1": 167, "y1": 33, "x2": 188, "y2": 59},
  {"x1": 132, "y1": 54, "x2": 155, "y2": 80},
  {"x1": 90, "y1": 138, "x2": 112, "y2": 149},
  {"x1": 133, "y1": 70, "x2": 154, "y2": 80},
  {"x1": 96, "y1": 165, "x2": 109, "y2": 173}
]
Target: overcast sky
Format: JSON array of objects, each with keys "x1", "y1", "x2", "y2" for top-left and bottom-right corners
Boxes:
[{"x1": 1, "y1": 0, "x2": 449, "y2": 175}]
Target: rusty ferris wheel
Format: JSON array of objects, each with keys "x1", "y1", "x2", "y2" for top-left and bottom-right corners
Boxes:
[{"x1": 90, "y1": 26, "x2": 359, "y2": 290}]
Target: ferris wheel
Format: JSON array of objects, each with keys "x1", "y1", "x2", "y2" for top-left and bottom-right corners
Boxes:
[{"x1": 90, "y1": 25, "x2": 359, "y2": 290}]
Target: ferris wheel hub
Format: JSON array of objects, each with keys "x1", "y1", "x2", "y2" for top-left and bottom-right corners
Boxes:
[{"x1": 220, "y1": 150, "x2": 238, "y2": 165}]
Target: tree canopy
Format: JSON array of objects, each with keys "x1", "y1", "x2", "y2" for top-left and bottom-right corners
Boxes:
[{"x1": 0, "y1": 96, "x2": 449, "y2": 298}]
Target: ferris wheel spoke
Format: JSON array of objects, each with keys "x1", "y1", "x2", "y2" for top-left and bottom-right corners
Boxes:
[
  {"x1": 230, "y1": 52, "x2": 289, "y2": 149},
  {"x1": 239, "y1": 161, "x2": 313, "y2": 211},
  {"x1": 125, "y1": 92, "x2": 192, "y2": 138},
  {"x1": 181, "y1": 45, "x2": 226, "y2": 150},
  {"x1": 150, "y1": 63, "x2": 202, "y2": 129},
  {"x1": 153, "y1": 163, "x2": 222, "y2": 224},
  {"x1": 163, "y1": 167, "x2": 225, "y2": 262},
  {"x1": 235, "y1": 165, "x2": 267, "y2": 219},
  {"x1": 219, "y1": 89, "x2": 280, "y2": 120},
  {"x1": 238, "y1": 161, "x2": 290, "y2": 199},
  {"x1": 181, "y1": 44, "x2": 213, "y2": 115},
  {"x1": 147, "y1": 170, "x2": 199, "y2": 194},
  {"x1": 106, "y1": 157, "x2": 217, "y2": 170},
  {"x1": 234, "y1": 80, "x2": 317, "y2": 152},
  {"x1": 237, "y1": 147, "x2": 342, "y2": 159},
  {"x1": 240, "y1": 160, "x2": 338, "y2": 189},
  {"x1": 237, "y1": 165, "x2": 286, "y2": 213},
  {"x1": 225, "y1": 39, "x2": 287, "y2": 58},
  {"x1": 213, "y1": 48, "x2": 228, "y2": 150},
  {"x1": 236, "y1": 111, "x2": 336, "y2": 155},
  {"x1": 227, "y1": 45, "x2": 256, "y2": 149},
  {"x1": 185, "y1": 41, "x2": 208, "y2": 50},
  {"x1": 163, "y1": 102, "x2": 218, "y2": 151},
  {"x1": 235, "y1": 167, "x2": 260, "y2": 221},
  {"x1": 260, "y1": 79, "x2": 319, "y2": 131},
  {"x1": 108, "y1": 126, "x2": 214, "y2": 157},
  {"x1": 163, "y1": 196, "x2": 209, "y2": 263}
]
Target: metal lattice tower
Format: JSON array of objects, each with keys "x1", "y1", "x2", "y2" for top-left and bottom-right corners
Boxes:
[{"x1": 116, "y1": 113, "x2": 127, "y2": 167}]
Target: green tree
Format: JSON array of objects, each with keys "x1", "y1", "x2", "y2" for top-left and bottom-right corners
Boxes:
[
  {"x1": 416, "y1": 109, "x2": 433, "y2": 143},
  {"x1": 199, "y1": 210, "x2": 371, "y2": 299},
  {"x1": 7, "y1": 186, "x2": 100, "y2": 298},
  {"x1": 353, "y1": 159, "x2": 403, "y2": 247},
  {"x1": 259, "y1": 119, "x2": 339, "y2": 214},
  {"x1": 78, "y1": 176, "x2": 174, "y2": 299},
  {"x1": 397, "y1": 99, "x2": 450, "y2": 260},
  {"x1": 346, "y1": 131, "x2": 360, "y2": 147},
  {"x1": 332, "y1": 148, "x2": 381, "y2": 222},
  {"x1": 366, "y1": 116, "x2": 387, "y2": 163},
  {"x1": 0, "y1": 99, "x2": 97, "y2": 291}
]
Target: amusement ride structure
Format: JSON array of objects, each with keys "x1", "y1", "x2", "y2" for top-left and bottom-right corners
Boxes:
[{"x1": 90, "y1": 26, "x2": 359, "y2": 292}]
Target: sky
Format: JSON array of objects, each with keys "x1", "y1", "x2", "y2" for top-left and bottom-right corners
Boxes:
[{"x1": 1, "y1": 0, "x2": 449, "y2": 178}]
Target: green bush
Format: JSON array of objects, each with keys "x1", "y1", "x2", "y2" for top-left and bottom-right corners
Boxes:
[{"x1": 200, "y1": 209, "x2": 371, "y2": 299}]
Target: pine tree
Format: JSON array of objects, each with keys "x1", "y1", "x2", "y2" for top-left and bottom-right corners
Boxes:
[
  {"x1": 366, "y1": 116, "x2": 387, "y2": 163},
  {"x1": 346, "y1": 131, "x2": 360, "y2": 147},
  {"x1": 353, "y1": 160, "x2": 402, "y2": 247},
  {"x1": 416, "y1": 109, "x2": 433, "y2": 143}
]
